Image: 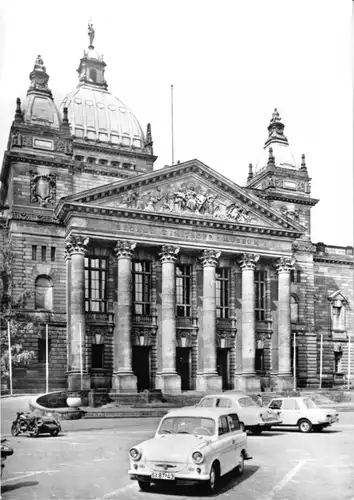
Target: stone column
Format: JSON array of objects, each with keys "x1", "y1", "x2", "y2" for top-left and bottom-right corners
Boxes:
[
  {"x1": 66, "y1": 235, "x2": 91, "y2": 391},
  {"x1": 196, "y1": 250, "x2": 222, "y2": 392},
  {"x1": 275, "y1": 256, "x2": 295, "y2": 390},
  {"x1": 238, "y1": 253, "x2": 260, "y2": 391},
  {"x1": 111, "y1": 240, "x2": 137, "y2": 393},
  {"x1": 155, "y1": 245, "x2": 181, "y2": 393},
  {"x1": 64, "y1": 246, "x2": 72, "y2": 372}
]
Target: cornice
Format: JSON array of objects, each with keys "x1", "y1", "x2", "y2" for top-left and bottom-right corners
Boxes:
[
  {"x1": 72, "y1": 138, "x2": 157, "y2": 162},
  {"x1": 314, "y1": 255, "x2": 353, "y2": 266},
  {"x1": 255, "y1": 190, "x2": 319, "y2": 206},
  {"x1": 59, "y1": 202, "x2": 303, "y2": 239}
]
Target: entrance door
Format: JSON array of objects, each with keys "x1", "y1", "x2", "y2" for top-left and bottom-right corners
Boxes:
[
  {"x1": 217, "y1": 348, "x2": 229, "y2": 390},
  {"x1": 132, "y1": 346, "x2": 150, "y2": 392},
  {"x1": 176, "y1": 347, "x2": 190, "y2": 391}
]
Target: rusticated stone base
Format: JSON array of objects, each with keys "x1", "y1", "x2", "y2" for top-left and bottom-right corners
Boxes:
[
  {"x1": 67, "y1": 372, "x2": 91, "y2": 391},
  {"x1": 155, "y1": 373, "x2": 182, "y2": 394},
  {"x1": 234, "y1": 374, "x2": 261, "y2": 392},
  {"x1": 196, "y1": 373, "x2": 222, "y2": 392},
  {"x1": 111, "y1": 372, "x2": 138, "y2": 393},
  {"x1": 274, "y1": 375, "x2": 294, "y2": 391}
]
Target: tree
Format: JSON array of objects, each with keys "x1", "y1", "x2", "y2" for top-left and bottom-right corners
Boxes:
[{"x1": 0, "y1": 243, "x2": 36, "y2": 383}]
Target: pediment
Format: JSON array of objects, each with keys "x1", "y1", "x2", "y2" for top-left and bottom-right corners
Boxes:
[{"x1": 59, "y1": 159, "x2": 305, "y2": 233}]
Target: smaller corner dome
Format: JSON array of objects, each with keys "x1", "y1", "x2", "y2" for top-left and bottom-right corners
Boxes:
[
  {"x1": 23, "y1": 94, "x2": 61, "y2": 129},
  {"x1": 60, "y1": 86, "x2": 145, "y2": 148}
]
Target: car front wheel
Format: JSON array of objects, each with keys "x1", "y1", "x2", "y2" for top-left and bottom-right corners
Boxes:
[
  {"x1": 298, "y1": 419, "x2": 312, "y2": 433},
  {"x1": 138, "y1": 480, "x2": 151, "y2": 491},
  {"x1": 236, "y1": 452, "x2": 244, "y2": 475},
  {"x1": 205, "y1": 463, "x2": 219, "y2": 494}
]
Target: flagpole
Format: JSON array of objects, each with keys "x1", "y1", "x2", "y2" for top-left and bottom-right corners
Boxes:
[
  {"x1": 79, "y1": 324, "x2": 83, "y2": 391},
  {"x1": 7, "y1": 320, "x2": 13, "y2": 396},
  {"x1": 293, "y1": 332, "x2": 296, "y2": 391},
  {"x1": 348, "y1": 333, "x2": 351, "y2": 390},
  {"x1": 171, "y1": 84, "x2": 174, "y2": 166},
  {"x1": 319, "y1": 333, "x2": 323, "y2": 389},
  {"x1": 45, "y1": 323, "x2": 49, "y2": 393}
]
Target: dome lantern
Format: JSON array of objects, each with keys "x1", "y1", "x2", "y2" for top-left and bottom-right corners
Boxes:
[{"x1": 77, "y1": 22, "x2": 108, "y2": 90}]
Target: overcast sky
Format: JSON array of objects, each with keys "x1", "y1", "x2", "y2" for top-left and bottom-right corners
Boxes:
[{"x1": 0, "y1": 0, "x2": 352, "y2": 246}]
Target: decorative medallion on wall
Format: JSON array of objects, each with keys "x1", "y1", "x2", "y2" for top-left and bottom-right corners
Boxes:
[{"x1": 30, "y1": 171, "x2": 56, "y2": 207}]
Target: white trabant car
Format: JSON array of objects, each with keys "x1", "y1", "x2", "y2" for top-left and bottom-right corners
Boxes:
[
  {"x1": 268, "y1": 396, "x2": 339, "y2": 433},
  {"x1": 196, "y1": 392, "x2": 282, "y2": 434},
  {"x1": 128, "y1": 407, "x2": 251, "y2": 494}
]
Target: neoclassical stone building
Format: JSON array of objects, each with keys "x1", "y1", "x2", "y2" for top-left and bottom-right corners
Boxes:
[{"x1": 0, "y1": 27, "x2": 352, "y2": 394}]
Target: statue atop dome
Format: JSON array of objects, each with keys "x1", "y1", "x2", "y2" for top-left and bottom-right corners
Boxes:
[
  {"x1": 88, "y1": 21, "x2": 95, "y2": 48},
  {"x1": 34, "y1": 55, "x2": 46, "y2": 73}
]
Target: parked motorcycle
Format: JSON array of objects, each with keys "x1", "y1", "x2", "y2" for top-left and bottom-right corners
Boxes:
[
  {"x1": 11, "y1": 411, "x2": 61, "y2": 437},
  {"x1": 1, "y1": 438, "x2": 14, "y2": 476}
]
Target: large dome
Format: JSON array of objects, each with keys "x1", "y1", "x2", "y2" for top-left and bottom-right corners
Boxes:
[{"x1": 61, "y1": 86, "x2": 145, "y2": 148}]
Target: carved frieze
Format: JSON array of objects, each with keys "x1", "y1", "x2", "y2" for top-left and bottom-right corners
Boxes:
[
  {"x1": 216, "y1": 330, "x2": 236, "y2": 348},
  {"x1": 292, "y1": 240, "x2": 314, "y2": 253},
  {"x1": 176, "y1": 330, "x2": 196, "y2": 348},
  {"x1": 101, "y1": 181, "x2": 257, "y2": 223},
  {"x1": 54, "y1": 139, "x2": 66, "y2": 152},
  {"x1": 22, "y1": 135, "x2": 33, "y2": 147},
  {"x1": 132, "y1": 328, "x2": 156, "y2": 346},
  {"x1": 30, "y1": 171, "x2": 56, "y2": 207}
]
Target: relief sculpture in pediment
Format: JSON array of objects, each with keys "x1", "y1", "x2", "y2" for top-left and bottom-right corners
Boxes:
[{"x1": 115, "y1": 181, "x2": 255, "y2": 223}]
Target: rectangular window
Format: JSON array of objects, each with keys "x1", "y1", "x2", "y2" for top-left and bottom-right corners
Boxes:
[
  {"x1": 132, "y1": 261, "x2": 152, "y2": 315},
  {"x1": 32, "y1": 245, "x2": 37, "y2": 260},
  {"x1": 92, "y1": 344, "x2": 104, "y2": 369},
  {"x1": 41, "y1": 246, "x2": 46, "y2": 262},
  {"x1": 255, "y1": 348, "x2": 264, "y2": 371},
  {"x1": 84, "y1": 257, "x2": 108, "y2": 312},
  {"x1": 176, "y1": 265, "x2": 191, "y2": 317},
  {"x1": 51, "y1": 247, "x2": 56, "y2": 262},
  {"x1": 216, "y1": 268, "x2": 230, "y2": 318},
  {"x1": 255, "y1": 271, "x2": 267, "y2": 321}
]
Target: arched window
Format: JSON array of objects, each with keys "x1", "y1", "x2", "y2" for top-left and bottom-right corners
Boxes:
[
  {"x1": 35, "y1": 276, "x2": 53, "y2": 310},
  {"x1": 90, "y1": 69, "x2": 97, "y2": 82},
  {"x1": 290, "y1": 295, "x2": 299, "y2": 323}
]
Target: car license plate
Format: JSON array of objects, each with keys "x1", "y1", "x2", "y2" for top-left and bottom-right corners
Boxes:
[{"x1": 151, "y1": 472, "x2": 175, "y2": 480}]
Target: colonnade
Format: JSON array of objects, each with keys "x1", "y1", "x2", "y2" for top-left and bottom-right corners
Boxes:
[{"x1": 65, "y1": 235, "x2": 295, "y2": 392}]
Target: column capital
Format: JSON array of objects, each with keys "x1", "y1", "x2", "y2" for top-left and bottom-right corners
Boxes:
[
  {"x1": 200, "y1": 249, "x2": 221, "y2": 267},
  {"x1": 275, "y1": 256, "x2": 295, "y2": 273},
  {"x1": 115, "y1": 240, "x2": 136, "y2": 259},
  {"x1": 238, "y1": 253, "x2": 259, "y2": 270},
  {"x1": 159, "y1": 245, "x2": 180, "y2": 263},
  {"x1": 65, "y1": 235, "x2": 89, "y2": 257}
]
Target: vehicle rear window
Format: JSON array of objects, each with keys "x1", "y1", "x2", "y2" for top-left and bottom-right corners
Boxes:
[
  {"x1": 303, "y1": 398, "x2": 317, "y2": 409},
  {"x1": 238, "y1": 396, "x2": 257, "y2": 407},
  {"x1": 216, "y1": 398, "x2": 232, "y2": 408}
]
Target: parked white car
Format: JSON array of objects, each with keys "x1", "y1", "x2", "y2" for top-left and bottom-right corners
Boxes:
[
  {"x1": 268, "y1": 396, "x2": 339, "y2": 433},
  {"x1": 196, "y1": 392, "x2": 282, "y2": 434},
  {"x1": 128, "y1": 407, "x2": 252, "y2": 494}
]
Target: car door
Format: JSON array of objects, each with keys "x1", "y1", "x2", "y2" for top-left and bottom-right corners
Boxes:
[
  {"x1": 216, "y1": 415, "x2": 234, "y2": 474},
  {"x1": 227, "y1": 413, "x2": 244, "y2": 466},
  {"x1": 268, "y1": 399, "x2": 285, "y2": 424},
  {"x1": 281, "y1": 398, "x2": 301, "y2": 425}
]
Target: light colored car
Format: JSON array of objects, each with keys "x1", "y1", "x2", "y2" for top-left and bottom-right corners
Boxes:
[
  {"x1": 195, "y1": 392, "x2": 282, "y2": 434},
  {"x1": 128, "y1": 407, "x2": 251, "y2": 494},
  {"x1": 268, "y1": 396, "x2": 339, "y2": 433}
]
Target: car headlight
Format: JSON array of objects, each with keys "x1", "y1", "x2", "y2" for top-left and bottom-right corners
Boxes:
[
  {"x1": 129, "y1": 447, "x2": 142, "y2": 461},
  {"x1": 192, "y1": 451, "x2": 204, "y2": 464}
]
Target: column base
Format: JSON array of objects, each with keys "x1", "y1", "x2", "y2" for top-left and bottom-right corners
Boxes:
[
  {"x1": 111, "y1": 372, "x2": 138, "y2": 393},
  {"x1": 196, "y1": 373, "x2": 222, "y2": 392},
  {"x1": 273, "y1": 374, "x2": 294, "y2": 391},
  {"x1": 155, "y1": 373, "x2": 181, "y2": 394},
  {"x1": 234, "y1": 374, "x2": 261, "y2": 392},
  {"x1": 66, "y1": 371, "x2": 91, "y2": 391}
]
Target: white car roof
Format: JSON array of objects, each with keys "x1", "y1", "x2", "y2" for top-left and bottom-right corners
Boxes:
[
  {"x1": 163, "y1": 407, "x2": 240, "y2": 419},
  {"x1": 200, "y1": 392, "x2": 247, "y2": 399}
]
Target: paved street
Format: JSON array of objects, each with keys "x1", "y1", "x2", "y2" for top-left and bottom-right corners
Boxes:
[{"x1": 1, "y1": 411, "x2": 354, "y2": 500}]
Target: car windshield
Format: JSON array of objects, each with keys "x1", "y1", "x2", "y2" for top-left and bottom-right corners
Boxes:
[
  {"x1": 158, "y1": 416, "x2": 216, "y2": 436},
  {"x1": 302, "y1": 398, "x2": 318, "y2": 409},
  {"x1": 238, "y1": 396, "x2": 258, "y2": 407}
]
